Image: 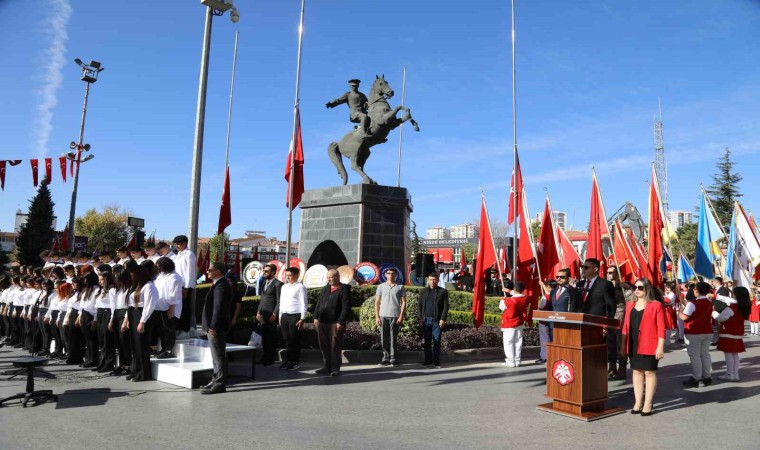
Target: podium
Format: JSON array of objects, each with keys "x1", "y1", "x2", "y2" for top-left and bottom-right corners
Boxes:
[{"x1": 532, "y1": 311, "x2": 624, "y2": 421}]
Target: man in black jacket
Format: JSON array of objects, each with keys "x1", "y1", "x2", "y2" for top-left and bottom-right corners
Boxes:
[
  {"x1": 574, "y1": 258, "x2": 615, "y2": 318},
  {"x1": 313, "y1": 269, "x2": 351, "y2": 376},
  {"x1": 418, "y1": 274, "x2": 450, "y2": 368},
  {"x1": 256, "y1": 264, "x2": 282, "y2": 365},
  {"x1": 201, "y1": 262, "x2": 231, "y2": 395}
]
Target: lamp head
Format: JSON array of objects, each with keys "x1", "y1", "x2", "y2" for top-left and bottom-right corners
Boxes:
[
  {"x1": 82, "y1": 155, "x2": 95, "y2": 162},
  {"x1": 66, "y1": 152, "x2": 76, "y2": 159},
  {"x1": 83, "y1": 144, "x2": 91, "y2": 151},
  {"x1": 230, "y1": 7, "x2": 240, "y2": 23},
  {"x1": 69, "y1": 141, "x2": 77, "y2": 149},
  {"x1": 74, "y1": 58, "x2": 84, "y2": 67}
]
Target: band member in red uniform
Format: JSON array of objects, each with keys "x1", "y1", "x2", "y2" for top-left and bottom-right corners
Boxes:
[
  {"x1": 713, "y1": 287, "x2": 751, "y2": 381},
  {"x1": 620, "y1": 278, "x2": 665, "y2": 416}
]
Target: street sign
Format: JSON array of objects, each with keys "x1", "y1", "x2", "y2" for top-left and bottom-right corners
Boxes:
[{"x1": 127, "y1": 217, "x2": 144, "y2": 228}]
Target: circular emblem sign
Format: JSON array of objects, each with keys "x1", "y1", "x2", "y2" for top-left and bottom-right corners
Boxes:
[
  {"x1": 552, "y1": 359, "x2": 576, "y2": 386},
  {"x1": 242, "y1": 261, "x2": 263, "y2": 287},
  {"x1": 303, "y1": 264, "x2": 328, "y2": 288},
  {"x1": 337, "y1": 265, "x2": 355, "y2": 285},
  {"x1": 378, "y1": 264, "x2": 404, "y2": 284},
  {"x1": 354, "y1": 262, "x2": 380, "y2": 285}
]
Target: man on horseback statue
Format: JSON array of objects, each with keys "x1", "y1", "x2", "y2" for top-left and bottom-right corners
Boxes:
[
  {"x1": 325, "y1": 79, "x2": 372, "y2": 137},
  {"x1": 325, "y1": 75, "x2": 419, "y2": 185}
]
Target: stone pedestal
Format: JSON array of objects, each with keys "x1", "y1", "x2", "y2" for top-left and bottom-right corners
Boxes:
[{"x1": 298, "y1": 184, "x2": 412, "y2": 274}]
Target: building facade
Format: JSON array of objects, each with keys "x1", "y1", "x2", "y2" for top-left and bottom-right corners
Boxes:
[
  {"x1": 668, "y1": 210, "x2": 693, "y2": 231},
  {"x1": 425, "y1": 226, "x2": 450, "y2": 240},
  {"x1": 450, "y1": 223, "x2": 477, "y2": 239}
]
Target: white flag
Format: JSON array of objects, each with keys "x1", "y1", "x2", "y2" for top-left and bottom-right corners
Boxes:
[{"x1": 728, "y1": 202, "x2": 760, "y2": 288}]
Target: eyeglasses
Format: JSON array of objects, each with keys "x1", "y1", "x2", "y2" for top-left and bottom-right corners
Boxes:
[
  {"x1": 606, "y1": 272, "x2": 616, "y2": 275},
  {"x1": 582, "y1": 265, "x2": 593, "y2": 269},
  {"x1": 556, "y1": 275, "x2": 568, "y2": 279},
  {"x1": 634, "y1": 285, "x2": 646, "y2": 291}
]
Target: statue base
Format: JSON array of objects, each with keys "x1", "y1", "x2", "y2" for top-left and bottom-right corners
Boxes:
[{"x1": 298, "y1": 184, "x2": 412, "y2": 276}]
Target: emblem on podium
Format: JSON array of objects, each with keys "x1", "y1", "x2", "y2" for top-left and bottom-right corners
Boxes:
[{"x1": 552, "y1": 359, "x2": 575, "y2": 386}]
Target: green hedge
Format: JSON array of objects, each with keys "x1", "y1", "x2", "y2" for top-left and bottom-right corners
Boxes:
[{"x1": 446, "y1": 310, "x2": 502, "y2": 327}]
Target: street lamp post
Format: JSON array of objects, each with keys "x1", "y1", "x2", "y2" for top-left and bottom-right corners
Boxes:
[
  {"x1": 66, "y1": 59, "x2": 103, "y2": 249},
  {"x1": 187, "y1": 0, "x2": 239, "y2": 333}
]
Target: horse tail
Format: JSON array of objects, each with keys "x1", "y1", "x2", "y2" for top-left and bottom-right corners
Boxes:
[{"x1": 327, "y1": 141, "x2": 348, "y2": 185}]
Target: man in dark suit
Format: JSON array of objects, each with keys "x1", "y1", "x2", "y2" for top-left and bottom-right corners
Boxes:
[
  {"x1": 201, "y1": 262, "x2": 231, "y2": 395},
  {"x1": 574, "y1": 258, "x2": 615, "y2": 318},
  {"x1": 536, "y1": 268, "x2": 581, "y2": 364},
  {"x1": 418, "y1": 273, "x2": 450, "y2": 368},
  {"x1": 256, "y1": 264, "x2": 282, "y2": 366}
]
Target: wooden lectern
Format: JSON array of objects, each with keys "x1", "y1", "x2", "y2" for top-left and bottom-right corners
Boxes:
[{"x1": 532, "y1": 311, "x2": 624, "y2": 421}]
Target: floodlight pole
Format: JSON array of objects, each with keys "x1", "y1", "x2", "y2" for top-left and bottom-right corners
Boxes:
[{"x1": 67, "y1": 70, "x2": 96, "y2": 248}]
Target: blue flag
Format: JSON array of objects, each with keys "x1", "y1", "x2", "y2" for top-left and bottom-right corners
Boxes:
[
  {"x1": 694, "y1": 192, "x2": 724, "y2": 278},
  {"x1": 660, "y1": 246, "x2": 673, "y2": 279},
  {"x1": 677, "y1": 253, "x2": 696, "y2": 283}
]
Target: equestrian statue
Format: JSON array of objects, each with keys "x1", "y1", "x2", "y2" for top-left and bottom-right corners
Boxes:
[{"x1": 325, "y1": 75, "x2": 419, "y2": 185}]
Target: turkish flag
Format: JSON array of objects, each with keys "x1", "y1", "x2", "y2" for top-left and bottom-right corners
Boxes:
[
  {"x1": 196, "y1": 246, "x2": 205, "y2": 272},
  {"x1": 59, "y1": 157, "x2": 67, "y2": 182},
  {"x1": 217, "y1": 165, "x2": 232, "y2": 234},
  {"x1": 587, "y1": 172, "x2": 610, "y2": 272},
  {"x1": 557, "y1": 225, "x2": 581, "y2": 279},
  {"x1": 8, "y1": 160, "x2": 22, "y2": 166},
  {"x1": 612, "y1": 219, "x2": 639, "y2": 282},
  {"x1": 0, "y1": 161, "x2": 5, "y2": 190},
  {"x1": 517, "y1": 191, "x2": 540, "y2": 324},
  {"x1": 70, "y1": 158, "x2": 75, "y2": 177},
  {"x1": 284, "y1": 108, "x2": 305, "y2": 208},
  {"x1": 44, "y1": 158, "x2": 52, "y2": 183},
  {"x1": 647, "y1": 166, "x2": 665, "y2": 289},
  {"x1": 472, "y1": 196, "x2": 498, "y2": 328},
  {"x1": 628, "y1": 227, "x2": 649, "y2": 279},
  {"x1": 30, "y1": 159, "x2": 39, "y2": 187},
  {"x1": 507, "y1": 151, "x2": 523, "y2": 225},
  {"x1": 537, "y1": 198, "x2": 562, "y2": 280}
]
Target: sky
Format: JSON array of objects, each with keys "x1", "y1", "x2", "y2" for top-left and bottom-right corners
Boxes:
[{"x1": 1, "y1": 0, "x2": 759, "y2": 242}]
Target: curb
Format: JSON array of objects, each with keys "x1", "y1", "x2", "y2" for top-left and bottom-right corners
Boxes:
[{"x1": 277, "y1": 346, "x2": 540, "y2": 364}]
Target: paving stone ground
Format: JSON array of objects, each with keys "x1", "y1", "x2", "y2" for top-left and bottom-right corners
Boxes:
[{"x1": 2, "y1": 333, "x2": 760, "y2": 450}]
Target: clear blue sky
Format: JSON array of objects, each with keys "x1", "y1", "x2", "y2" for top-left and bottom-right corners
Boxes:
[{"x1": 1, "y1": 0, "x2": 758, "y2": 241}]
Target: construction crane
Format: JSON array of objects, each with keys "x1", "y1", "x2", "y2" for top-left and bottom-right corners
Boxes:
[
  {"x1": 654, "y1": 98, "x2": 668, "y2": 213},
  {"x1": 608, "y1": 201, "x2": 647, "y2": 244}
]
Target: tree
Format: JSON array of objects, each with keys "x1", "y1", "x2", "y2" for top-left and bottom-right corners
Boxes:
[
  {"x1": 15, "y1": 179, "x2": 56, "y2": 266},
  {"x1": 675, "y1": 222, "x2": 698, "y2": 264},
  {"x1": 460, "y1": 243, "x2": 477, "y2": 262},
  {"x1": 0, "y1": 249, "x2": 11, "y2": 268},
  {"x1": 530, "y1": 221, "x2": 541, "y2": 241},
  {"x1": 75, "y1": 205, "x2": 130, "y2": 252},
  {"x1": 706, "y1": 147, "x2": 742, "y2": 228},
  {"x1": 208, "y1": 233, "x2": 231, "y2": 262}
]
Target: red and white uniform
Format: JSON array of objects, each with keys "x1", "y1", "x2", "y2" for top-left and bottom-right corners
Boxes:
[
  {"x1": 714, "y1": 301, "x2": 745, "y2": 353},
  {"x1": 663, "y1": 291, "x2": 678, "y2": 330}
]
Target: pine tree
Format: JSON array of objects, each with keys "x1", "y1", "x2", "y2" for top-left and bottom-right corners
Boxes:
[
  {"x1": 15, "y1": 179, "x2": 56, "y2": 266},
  {"x1": 706, "y1": 147, "x2": 742, "y2": 228}
]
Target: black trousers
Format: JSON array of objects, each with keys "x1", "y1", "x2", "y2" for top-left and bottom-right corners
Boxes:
[
  {"x1": 12, "y1": 307, "x2": 23, "y2": 343},
  {"x1": 96, "y1": 308, "x2": 115, "y2": 369},
  {"x1": 128, "y1": 307, "x2": 152, "y2": 380},
  {"x1": 66, "y1": 310, "x2": 85, "y2": 364},
  {"x1": 160, "y1": 313, "x2": 176, "y2": 354},
  {"x1": 38, "y1": 308, "x2": 51, "y2": 353},
  {"x1": 49, "y1": 310, "x2": 61, "y2": 354},
  {"x1": 178, "y1": 289, "x2": 193, "y2": 332},
  {"x1": 57, "y1": 311, "x2": 69, "y2": 356},
  {"x1": 80, "y1": 310, "x2": 98, "y2": 364},
  {"x1": 112, "y1": 309, "x2": 132, "y2": 368},
  {"x1": 259, "y1": 311, "x2": 278, "y2": 363},
  {"x1": 144, "y1": 310, "x2": 169, "y2": 353},
  {"x1": 280, "y1": 313, "x2": 302, "y2": 363}
]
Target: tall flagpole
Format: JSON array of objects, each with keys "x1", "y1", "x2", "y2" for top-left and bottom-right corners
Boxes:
[
  {"x1": 396, "y1": 66, "x2": 406, "y2": 187},
  {"x1": 285, "y1": 0, "x2": 306, "y2": 264},
  {"x1": 220, "y1": 31, "x2": 240, "y2": 264},
  {"x1": 510, "y1": 0, "x2": 519, "y2": 279}
]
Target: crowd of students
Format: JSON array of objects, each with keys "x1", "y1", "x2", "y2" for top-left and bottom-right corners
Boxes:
[{"x1": 0, "y1": 238, "x2": 195, "y2": 382}]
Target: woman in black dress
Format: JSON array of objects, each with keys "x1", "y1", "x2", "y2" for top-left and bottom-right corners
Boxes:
[{"x1": 620, "y1": 278, "x2": 666, "y2": 416}]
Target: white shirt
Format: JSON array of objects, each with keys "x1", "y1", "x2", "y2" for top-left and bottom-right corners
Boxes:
[
  {"x1": 134, "y1": 257, "x2": 146, "y2": 264},
  {"x1": 155, "y1": 272, "x2": 184, "y2": 318},
  {"x1": 682, "y1": 296, "x2": 709, "y2": 316},
  {"x1": 95, "y1": 287, "x2": 114, "y2": 309},
  {"x1": 148, "y1": 254, "x2": 161, "y2": 262},
  {"x1": 132, "y1": 282, "x2": 162, "y2": 323},
  {"x1": 279, "y1": 282, "x2": 308, "y2": 319},
  {"x1": 111, "y1": 289, "x2": 130, "y2": 313},
  {"x1": 161, "y1": 250, "x2": 177, "y2": 260},
  {"x1": 80, "y1": 289, "x2": 99, "y2": 315},
  {"x1": 174, "y1": 249, "x2": 197, "y2": 289},
  {"x1": 45, "y1": 293, "x2": 61, "y2": 319}
]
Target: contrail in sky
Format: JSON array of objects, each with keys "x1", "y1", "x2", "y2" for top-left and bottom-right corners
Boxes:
[{"x1": 34, "y1": 0, "x2": 73, "y2": 155}]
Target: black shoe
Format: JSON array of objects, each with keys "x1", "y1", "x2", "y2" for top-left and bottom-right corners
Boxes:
[
  {"x1": 535, "y1": 359, "x2": 547, "y2": 364},
  {"x1": 315, "y1": 367, "x2": 331, "y2": 375},
  {"x1": 110, "y1": 368, "x2": 125, "y2": 376},
  {"x1": 97, "y1": 366, "x2": 114, "y2": 373},
  {"x1": 391, "y1": 361, "x2": 400, "y2": 367},
  {"x1": 200, "y1": 381, "x2": 215, "y2": 390},
  {"x1": 126, "y1": 374, "x2": 135, "y2": 381},
  {"x1": 630, "y1": 409, "x2": 641, "y2": 415},
  {"x1": 640, "y1": 410, "x2": 654, "y2": 417},
  {"x1": 279, "y1": 361, "x2": 290, "y2": 370},
  {"x1": 37, "y1": 350, "x2": 49, "y2": 357},
  {"x1": 82, "y1": 362, "x2": 97, "y2": 368},
  {"x1": 682, "y1": 377, "x2": 700, "y2": 388},
  {"x1": 378, "y1": 360, "x2": 391, "y2": 367},
  {"x1": 702, "y1": 377, "x2": 713, "y2": 386},
  {"x1": 331, "y1": 368, "x2": 340, "y2": 377},
  {"x1": 201, "y1": 383, "x2": 226, "y2": 395},
  {"x1": 287, "y1": 362, "x2": 300, "y2": 371},
  {"x1": 157, "y1": 351, "x2": 175, "y2": 359},
  {"x1": 131, "y1": 376, "x2": 145, "y2": 382}
]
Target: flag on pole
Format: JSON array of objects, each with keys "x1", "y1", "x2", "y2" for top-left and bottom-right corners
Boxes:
[
  {"x1": 460, "y1": 246, "x2": 467, "y2": 273},
  {"x1": 498, "y1": 244, "x2": 508, "y2": 276},
  {"x1": 628, "y1": 228, "x2": 648, "y2": 277},
  {"x1": 557, "y1": 225, "x2": 581, "y2": 279},
  {"x1": 676, "y1": 253, "x2": 696, "y2": 283},
  {"x1": 537, "y1": 198, "x2": 561, "y2": 280},
  {"x1": 507, "y1": 151, "x2": 523, "y2": 225},
  {"x1": 647, "y1": 166, "x2": 665, "y2": 289},
  {"x1": 30, "y1": 159, "x2": 39, "y2": 187},
  {"x1": 0, "y1": 161, "x2": 5, "y2": 190},
  {"x1": 59, "y1": 157, "x2": 67, "y2": 182},
  {"x1": 726, "y1": 202, "x2": 760, "y2": 288},
  {"x1": 587, "y1": 171, "x2": 610, "y2": 272},
  {"x1": 44, "y1": 158, "x2": 52, "y2": 183},
  {"x1": 218, "y1": 165, "x2": 232, "y2": 234},
  {"x1": 517, "y1": 188, "x2": 540, "y2": 323},
  {"x1": 196, "y1": 246, "x2": 205, "y2": 272},
  {"x1": 284, "y1": 108, "x2": 305, "y2": 208},
  {"x1": 695, "y1": 191, "x2": 725, "y2": 278},
  {"x1": 612, "y1": 219, "x2": 637, "y2": 282},
  {"x1": 472, "y1": 195, "x2": 498, "y2": 328}
]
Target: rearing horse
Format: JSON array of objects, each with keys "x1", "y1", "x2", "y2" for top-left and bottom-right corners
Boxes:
[{"x1": 327, "y1": 75, "x2": 419, "y2": 185}]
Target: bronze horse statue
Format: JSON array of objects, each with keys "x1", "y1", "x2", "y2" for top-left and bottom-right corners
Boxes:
[{"x1": 327, "y1": 75, "x2": 419, "y2": 185}]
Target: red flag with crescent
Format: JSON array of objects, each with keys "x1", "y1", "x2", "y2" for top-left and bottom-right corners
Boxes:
[
  {"x1": 0, "y1": 161, "x2": 6, "y2": 190},
  {"x1": 30, "y1": 159, "x2": 39, "y2": 187},
  {"x1": 59, "y1": 157, "x2": 67, "y2": 182},
  {"x1": 45, "y1": 158, "x2": 52, "y2": 182}
]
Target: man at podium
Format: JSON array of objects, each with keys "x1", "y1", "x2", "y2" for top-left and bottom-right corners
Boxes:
[{"x1": 575, "y1": 258, "x2": 615, "y2": 319}]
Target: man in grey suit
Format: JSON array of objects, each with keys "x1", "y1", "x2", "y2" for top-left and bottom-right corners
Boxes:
[{"x1": 201, "y1": 262, "x2": 231, "y2": 395}]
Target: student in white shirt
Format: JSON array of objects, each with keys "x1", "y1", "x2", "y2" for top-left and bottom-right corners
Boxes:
[
  {"x1": 65, "y1": 277, "x2": 86, "y2": 365},
  {"x1": 109, "y1": 266, "x2": 133, "y2": 376},
  {"x1": 94, "y1": 270, "x2": 117, "y2": 373},
  {"x1": 125, "y1": 260, "x2": 159, "y2": 382},
  {"x1": 155, "y1": 257, "x2": 184, "y2": 358},
  {"x1": 172, "y1": 235, "x2": 196, "y2": 333},
  {"x1": 53, "y1": 282, "x2": 73, "y2": 360},
  {"x1": 156, "y1": 241, "x2": 176, "y2": 260},
  {"x1": 77, "y1": 272, "x2": 101, "y2": 368},
  {"x1": 144, "y1": 242, "x2": 161, "y2": 262},
  {"x1": 279, "y1": 267, "x2": 308, "y2": 371},
  {"x1": 36, "y1": 278, "x2": 55, "y2": 357},
  {"x1": 130, "y1": 247, "x2": 146, "y2": 265}
]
